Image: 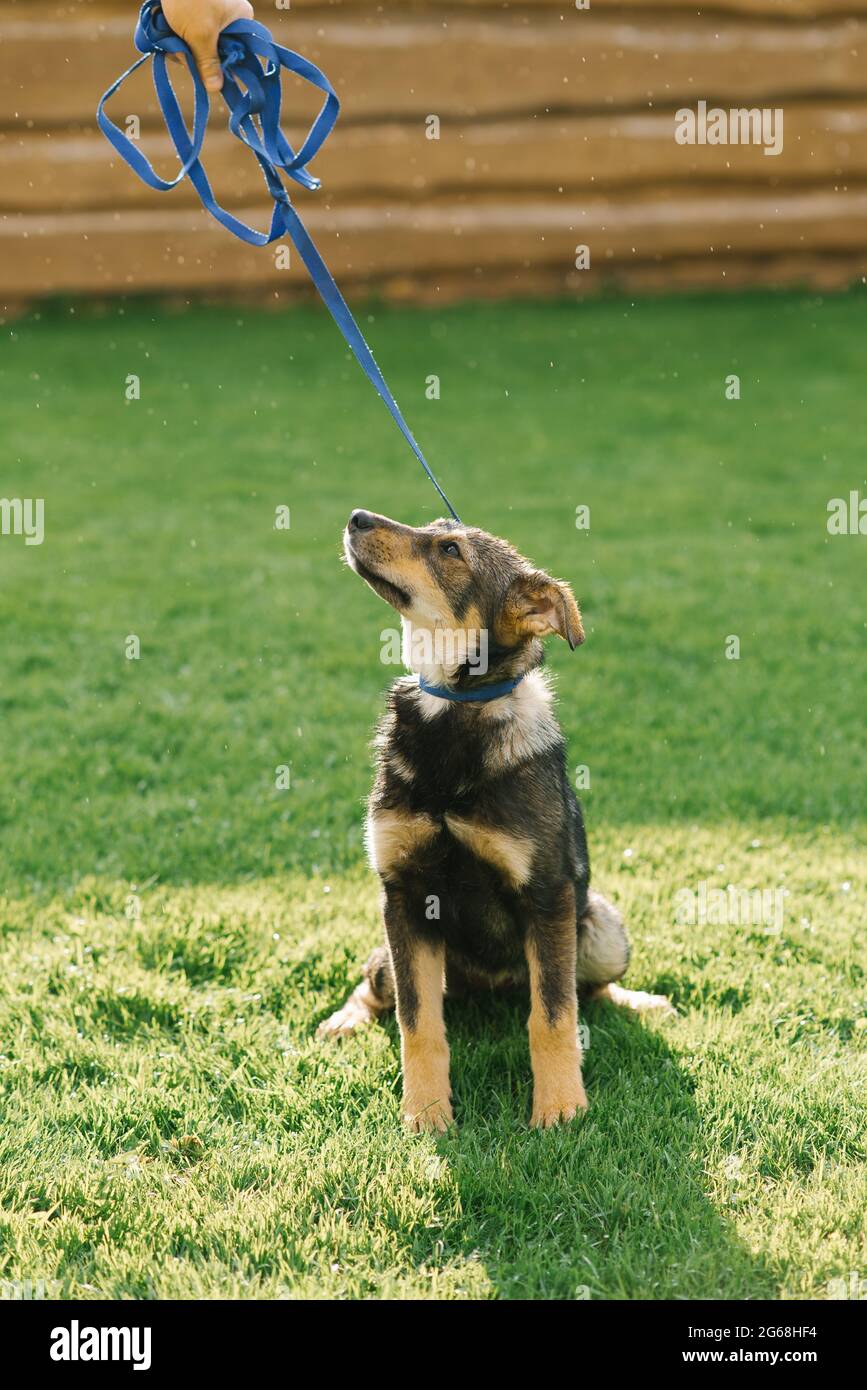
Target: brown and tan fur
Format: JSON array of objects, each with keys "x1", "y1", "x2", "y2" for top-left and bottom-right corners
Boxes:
[{"x1": 318, "y1": 510, "x2": 672, "y2": 1130}]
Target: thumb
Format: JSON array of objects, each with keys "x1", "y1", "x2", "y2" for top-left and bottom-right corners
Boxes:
[{"x1": 188, "y1": 40, "x2": 224, "y2": 93}]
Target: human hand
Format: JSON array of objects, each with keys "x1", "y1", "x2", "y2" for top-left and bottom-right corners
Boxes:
[{"x1": 162, "y1": 0, "x2": 255, "y2": 93}]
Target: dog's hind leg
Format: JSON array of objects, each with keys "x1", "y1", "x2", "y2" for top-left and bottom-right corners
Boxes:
[
  {"x1": 576, "y1": 889, "x2": 631, "y2": 989},
  {"x1": 317, "y1": 944, "x2": 396, "y2": 1039},
  {"x1": 577, "y1": 890, "x2": 674, "y2": 1014}
]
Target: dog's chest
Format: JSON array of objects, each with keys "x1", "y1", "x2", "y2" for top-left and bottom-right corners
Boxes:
[
  {"x1": 367, "y1": 789, "x2": 533, "y2": 889},
  {"x1": 440, "y1": 810, "x2": 534, "y2": 890},
  {"x1": 371, "y1": 679, "x2": 565, "y2": 892},
  {"x1": 371, "y1": 759, "x2": 538, "y2": 895},
  {"x1": 388, "y1": 672, "x2": 562, "y2": 791}
]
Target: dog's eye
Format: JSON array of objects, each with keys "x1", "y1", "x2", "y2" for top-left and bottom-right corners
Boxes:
[{"x1": 440, "y1": 541, "x2": 461, "y2": 559}]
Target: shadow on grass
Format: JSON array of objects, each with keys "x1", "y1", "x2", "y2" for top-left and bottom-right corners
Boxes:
[{"x1": 381, "y1": 990, "x2": 775, "y2": 1301}]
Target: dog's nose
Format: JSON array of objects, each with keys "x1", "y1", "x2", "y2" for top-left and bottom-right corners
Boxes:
[{"x1": 348, "y1": 509, "x2": 376, "y2": 532}]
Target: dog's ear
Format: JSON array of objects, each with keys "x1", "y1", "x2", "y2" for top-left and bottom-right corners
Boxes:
[{"x1": 497, "y1": 570, "x2": 585, "y2": 650}]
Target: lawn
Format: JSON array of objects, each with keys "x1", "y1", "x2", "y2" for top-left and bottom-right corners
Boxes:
[{"x1": 0, "y1": 290, "x2": 864, "y2": 1300}]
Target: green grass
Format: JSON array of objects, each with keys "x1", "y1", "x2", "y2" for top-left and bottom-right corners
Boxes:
[{"x1": 0, "y1": 290, "x2": 864, "y2": 1300}]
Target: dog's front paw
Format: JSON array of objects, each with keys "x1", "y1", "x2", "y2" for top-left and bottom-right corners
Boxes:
[
  {"x1": 402, "y1": 1095, "x2": 455, "y2": 1134},
  {"x1": 531, "y1": 1079, "x2": 588, "y2": 1129}
]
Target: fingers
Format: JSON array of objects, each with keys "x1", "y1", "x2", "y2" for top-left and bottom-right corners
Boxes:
[
  {"x1": 162, "y1": 1, "x2": 255, "y2": 94},
  {"x1": 199, "y1": 1, "x2": 256, "y2": 90},
  {"x1": 165, "y1": 35, "x2": 222, "y2": 92}
]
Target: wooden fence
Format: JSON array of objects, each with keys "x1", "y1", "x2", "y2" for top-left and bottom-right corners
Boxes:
[{"x1": 3, "y1": 0, "x2": 867, "y2": 306}]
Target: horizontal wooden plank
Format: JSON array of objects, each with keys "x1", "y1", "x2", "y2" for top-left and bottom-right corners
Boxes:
[
  {"x1": 4, "y1": 8, "x2": 867, "y2": 129},
  {"x1": 4, "y1": 101, "x2": 867, "y2": 212},
  {"x1": 579, "y1": 1, "x2": 867, "y2": 11},
  {"x1": 284, "y1": 249, "x2": 867, "y2": 303},
  {"x1": 5, "y1": 187, "x2": 867, "y2": 298},
  {"x1": 76, "y1": 1, "x2": 867, "y2": 17}
]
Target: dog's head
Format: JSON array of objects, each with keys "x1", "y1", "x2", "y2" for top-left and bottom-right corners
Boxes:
[{"x1": 343, "y1": 509, "x2": 584, "y2": 656}]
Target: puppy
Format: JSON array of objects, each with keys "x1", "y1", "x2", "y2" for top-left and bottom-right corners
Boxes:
[{"x1": 319, "y1": 510, "x2": 671, "y2": 1130}]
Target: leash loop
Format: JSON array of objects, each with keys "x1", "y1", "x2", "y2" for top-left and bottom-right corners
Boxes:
[{"x1": 97, "y1": 1, "x2": 462, "y2": 522}]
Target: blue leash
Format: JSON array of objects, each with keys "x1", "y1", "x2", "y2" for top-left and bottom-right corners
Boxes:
[{"x1": 97, "y1": 1, "x2": 462, "y2": 523}]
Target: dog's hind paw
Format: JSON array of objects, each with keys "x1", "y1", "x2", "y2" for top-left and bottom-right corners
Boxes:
[
  {"x1": 316, "y1": 996, "x2": 375, "y2": 1040},
  {"x1": 316, "y1": 977, "x2": 391, "y2": 1040},
  {"x1": 596, "y1": 982, "x2": 677, "y2": 1016}
]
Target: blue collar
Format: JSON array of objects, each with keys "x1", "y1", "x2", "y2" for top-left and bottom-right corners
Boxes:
[{"x1": 418, "y1": 673, "x2": 525, "y2": 703}]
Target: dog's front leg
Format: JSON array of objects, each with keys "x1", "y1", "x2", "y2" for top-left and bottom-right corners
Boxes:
[
  {"x1": 525, "y1": 884, "x2": 588, "y2": 1127},
  {"x1": 384, "y1": 885, "x2": 453, "y2": 1133}
]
